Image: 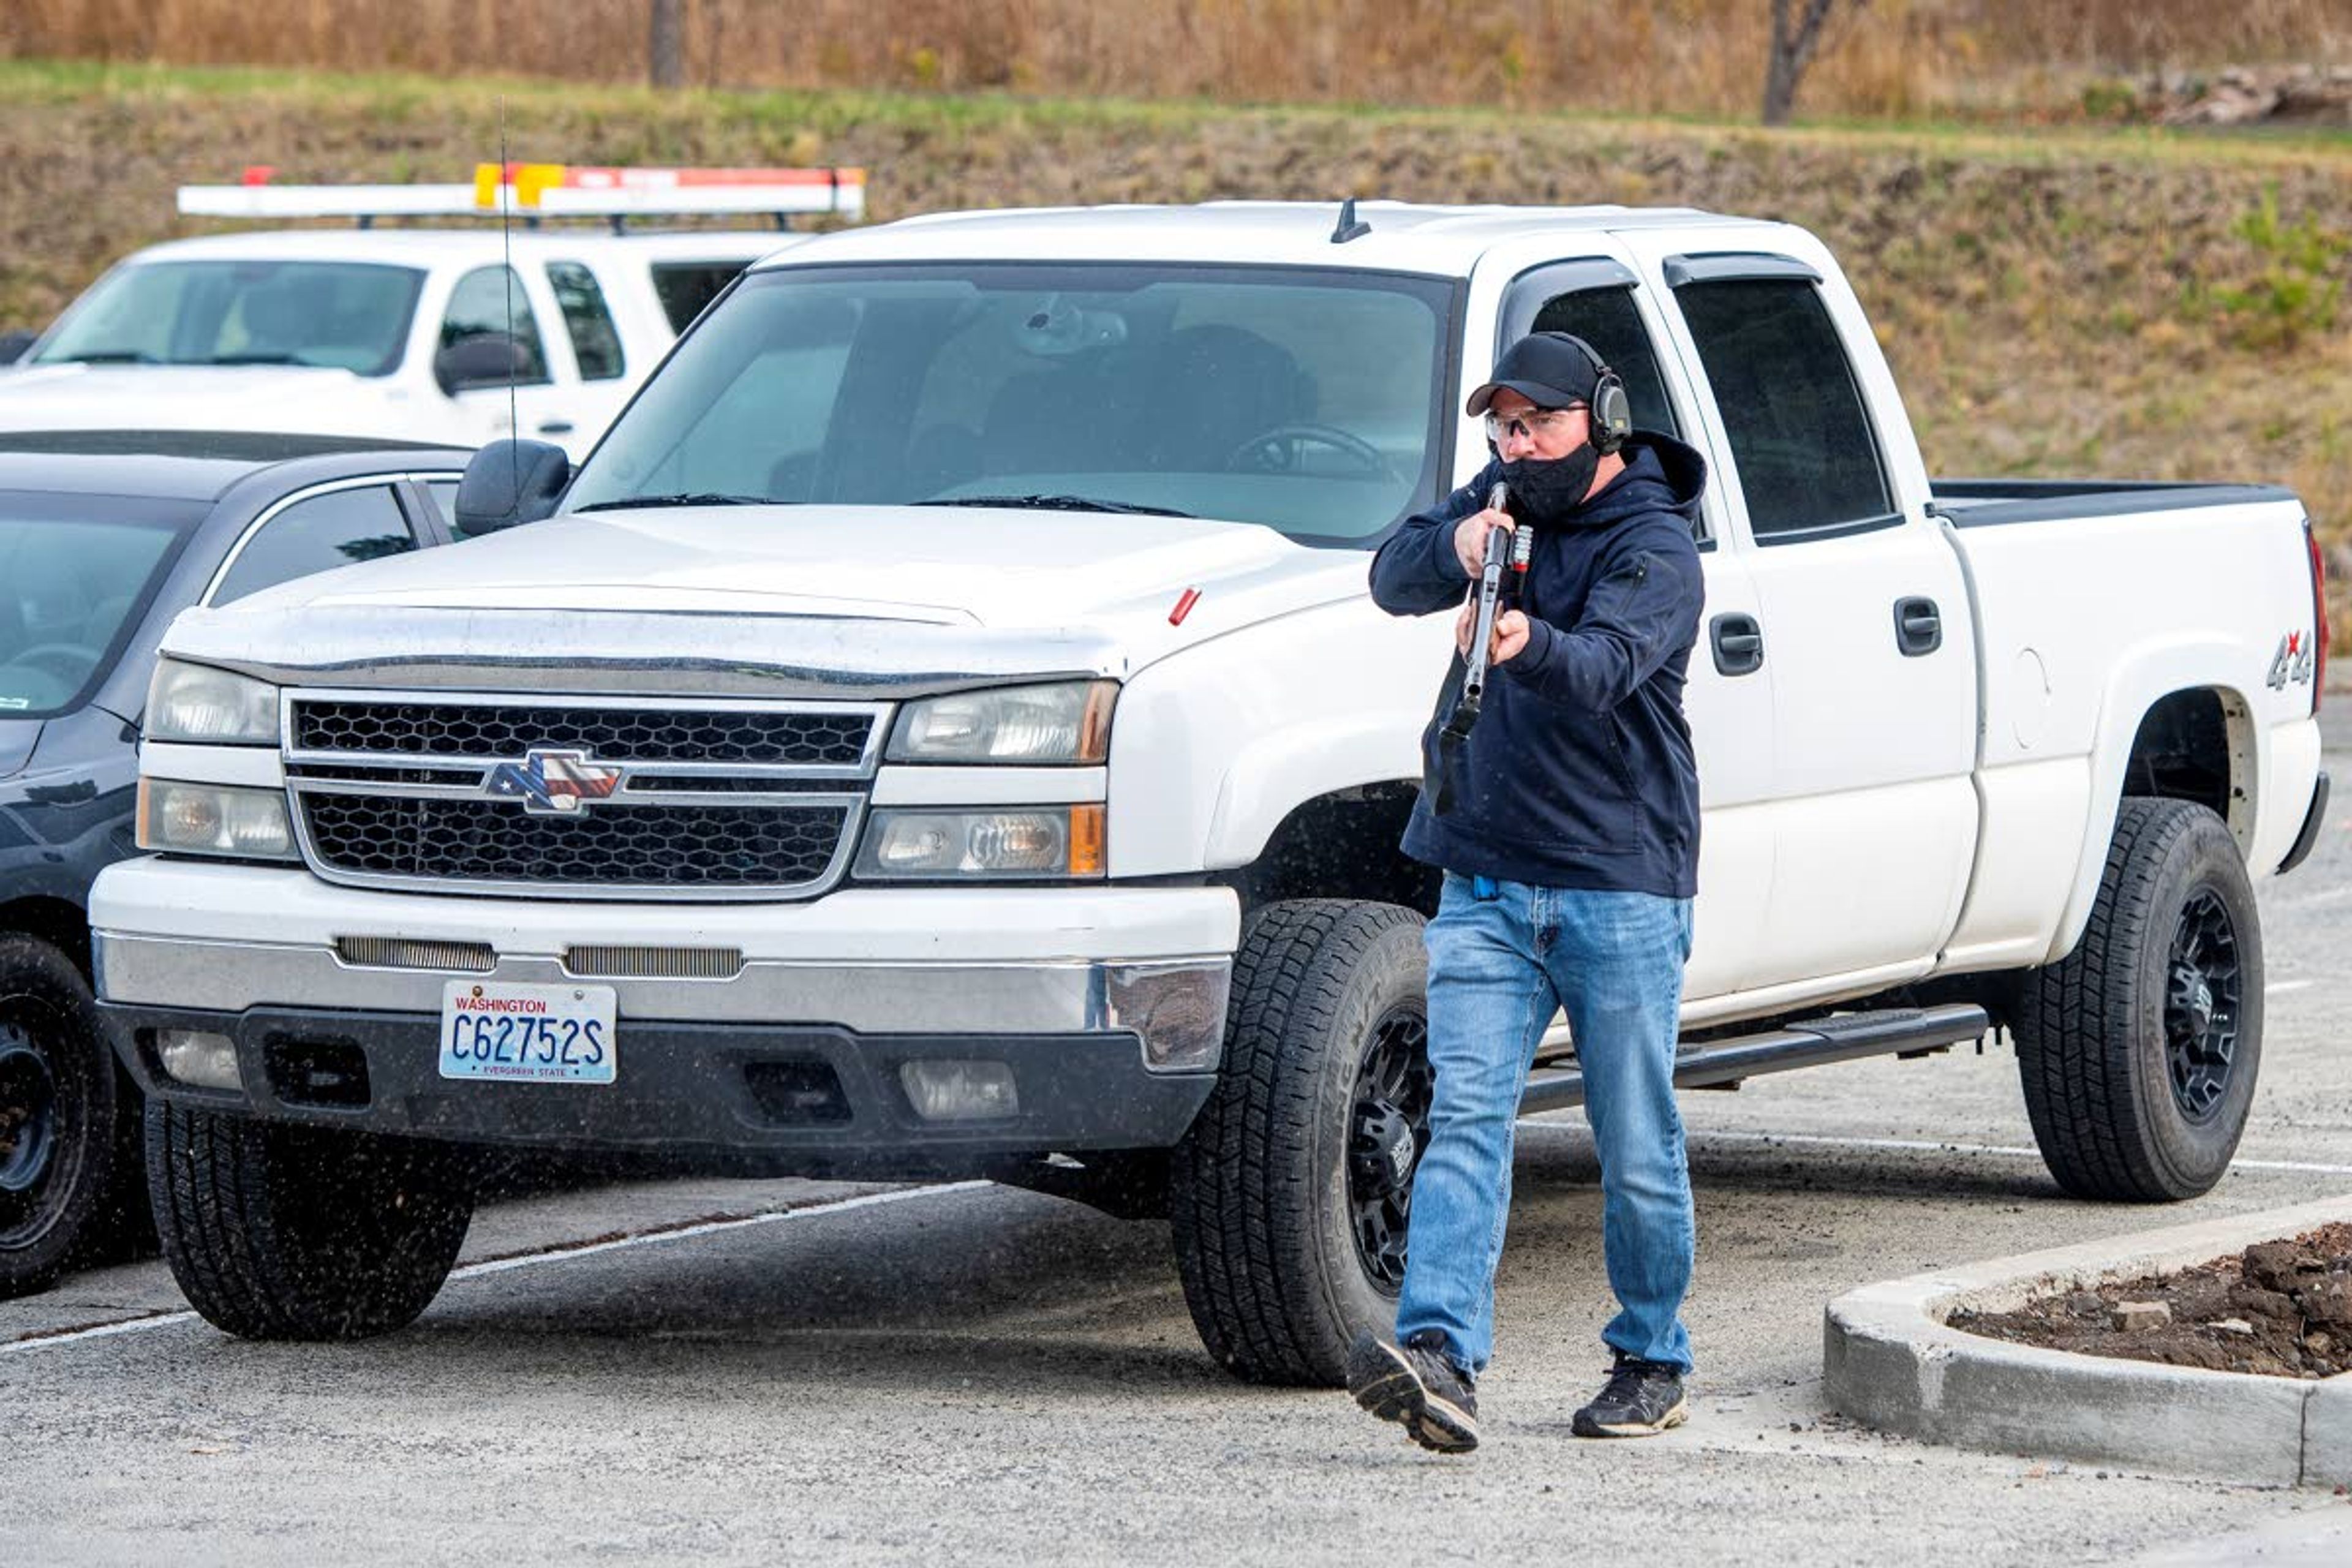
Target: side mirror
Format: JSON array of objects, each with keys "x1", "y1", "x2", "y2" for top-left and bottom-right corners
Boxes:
[
  {"x1": 433, "y1": 333, "x2": 532, "y2": 396},
  {"x1": 0, "y1": 330, "x2": 38, "y2": 366},
  {"x1": 453, "y1": 440, "x2": 569, "y2": 537}
]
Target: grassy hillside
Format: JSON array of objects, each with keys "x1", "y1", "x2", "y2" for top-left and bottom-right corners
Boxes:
[
  {"x1": 10, "y1": 0, "x2": 2349, "y2": 123},
  {"x1": 3, "y1": 59, "x2": 2348, "y2": 637}
]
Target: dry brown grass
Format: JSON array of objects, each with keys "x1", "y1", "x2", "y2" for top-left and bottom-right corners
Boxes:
[{"x1": 6, "y1": 1, "x2": 2349, "y2": 121}]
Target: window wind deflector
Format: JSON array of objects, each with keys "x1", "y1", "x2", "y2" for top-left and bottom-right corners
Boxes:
[
  {"x1": 1662, "y1": 253, "x2": 1823, "y2": 289},
  {"x1": 1508, "y1": 258, "x2": 1639, "y2": 295},
  {"x1": 571, "y1": 492, "x2": 774, "y2": 513},
  {"x1": 914, "y1": 494, "x2": 1194, "y2": 518}
]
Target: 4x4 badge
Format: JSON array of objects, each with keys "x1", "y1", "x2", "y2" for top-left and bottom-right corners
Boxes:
[
  {"x1": 2267, "y1": 631, "x2": 2316, "y2": 692},
  {"x1": 486, "y1": 748, "x2": 623, "y2": 814}
]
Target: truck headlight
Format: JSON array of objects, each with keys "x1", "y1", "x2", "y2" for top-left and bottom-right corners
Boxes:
[
  {"x1": 888, "y1": 681, "x2": 1114, "y2": 764},
  {"x1": 137, "y1": 779, "x2": 300, "y2": 862},
  {"x1": 146, "y1": 659, "x2": 281, "y2": 745},
  {"x1": 855, "y1": 805, "x2": 1106, "y2": 880}
]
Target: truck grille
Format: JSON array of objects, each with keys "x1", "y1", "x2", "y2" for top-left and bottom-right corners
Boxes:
[
  {"x1": 291, "y1": 698, "x2": 874, "y2": 767},
  {"x1": 282, "y1": 691, "x2": 885, "y2": 900},
  {"x1": 301, "y1": 795, "x2": 850, "y2": 891}
]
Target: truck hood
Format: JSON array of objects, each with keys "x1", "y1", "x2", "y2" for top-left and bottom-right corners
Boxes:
[
  {"x1": 0, "y1": 363, "x2": 374, "y2": 433},
  {"x1": 161, "y1": 504, "x2": 1374, "y2": 696}
]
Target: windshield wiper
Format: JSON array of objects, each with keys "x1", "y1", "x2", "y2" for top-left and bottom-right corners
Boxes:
[
  {"x1": 47, "y1": 351, "x2": 159, "y2": 365},
  {"x1": 209, "y1": 353, "x2": 309, "y2": 366},
  {"x1": 917, "y1": 493, "x2": 1193, "y2": 518},
  {"x1": 573, "y1": 493, "x2": 775, "y2": 513}
]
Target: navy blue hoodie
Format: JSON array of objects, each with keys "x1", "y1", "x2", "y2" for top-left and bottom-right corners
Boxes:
[{"x1": 1368, "y1": 434, "x2": 1708, "y2": 898}]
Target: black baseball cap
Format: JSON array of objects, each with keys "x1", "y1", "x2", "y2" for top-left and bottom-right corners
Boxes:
[{"x1": 1463, "y1": 331, "x2": 1607, "y2": 417}]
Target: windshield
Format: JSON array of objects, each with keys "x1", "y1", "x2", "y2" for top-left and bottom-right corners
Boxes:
[
  {"x1": 565, "y1": 263, "x2": 1455, "y2": 544},
  {"x1": 0, "y1": 511, "x2": 190, "y2": 718},
  {"x1": 32, "y1": 260, "x2": 426, "y2": 376}
]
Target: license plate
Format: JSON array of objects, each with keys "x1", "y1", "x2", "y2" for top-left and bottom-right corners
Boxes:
[{"x1": 439, "y1": 980, "x2": 617, "y2": 1085}]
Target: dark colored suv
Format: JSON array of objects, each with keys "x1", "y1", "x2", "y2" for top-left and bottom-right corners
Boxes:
[{"x1": 1, "y1": 431, "x2": 470, "y2": 1295}]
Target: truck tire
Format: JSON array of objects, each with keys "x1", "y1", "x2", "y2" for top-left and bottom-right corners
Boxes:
[
  {"x1": 2015, "y1": 797, "x2": 2263, "y2": 1202},
  {"x1": 1169, "y1": 899, "x2": 1430, "y2": 1385},
  {"x1": 148, "y1": 1102, "x2": 473, "y2": 1340},
  {"x1": 0, "y1": 937, "x2": 130, "y2": 1299}
]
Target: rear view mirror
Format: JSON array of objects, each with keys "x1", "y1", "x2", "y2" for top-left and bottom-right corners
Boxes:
[
  {"x1": 434, "y1": 333, "x2": 531, "y2": 396},
  {"x1": 453, "y1": 440, "x2": 569, "y2": 537},
  {"x1": 0, "y1": 330, "x2": 37, "y2": 366}
]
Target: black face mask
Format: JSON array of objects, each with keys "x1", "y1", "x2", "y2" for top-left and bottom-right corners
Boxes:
[
  {"x1": 1498, "y1": 442, "x2": 1600, "y2": 527},
  {"x1": 1496, "y1": 442, "x2": 1608, "y2": 533}
]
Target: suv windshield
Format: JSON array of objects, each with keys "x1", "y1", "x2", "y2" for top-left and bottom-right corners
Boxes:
[
  {"x1": 33, "y1": 260, "x2": 426, "y2": 377},
  {"x1": 0, "y1": 511, "x2": 190, "y2": 718},
  {"x1": 565, "y1": 263, "x2": 1455, "y2": 544}
]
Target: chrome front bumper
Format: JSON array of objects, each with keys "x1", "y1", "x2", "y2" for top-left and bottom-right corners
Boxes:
[{"x1": 97, "y1": 932, "x2": 1231, "y2": 1074}]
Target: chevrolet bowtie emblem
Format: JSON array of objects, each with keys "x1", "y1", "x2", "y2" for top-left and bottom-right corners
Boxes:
[{"x1": 486, "y1": 748, "x2": 623, "y2": 815}]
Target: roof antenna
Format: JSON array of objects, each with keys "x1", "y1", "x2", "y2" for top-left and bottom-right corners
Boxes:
[
  {"x1": 1331, "y1": 197, "x2": 1371, "y2": 245},
  {"x1": 498, "y1": 96, "x2": 519, "y2": 502}
]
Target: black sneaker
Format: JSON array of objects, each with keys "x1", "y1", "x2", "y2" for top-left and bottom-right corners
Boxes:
[
  {"x1": 1347, "y1": 1330, "x2": 1480, "y2": 1454},
  {"x1": 1571, "y1": 1353, "x2": 1688, "y2": 1438}
]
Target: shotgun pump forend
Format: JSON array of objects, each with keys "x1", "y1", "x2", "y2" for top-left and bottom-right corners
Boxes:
[{"x1": 1460, "y1": 482, "x2": 1513, "y2": 707}]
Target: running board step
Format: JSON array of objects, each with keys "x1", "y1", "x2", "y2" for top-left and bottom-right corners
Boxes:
[{"x1": 1518, "y1": 1002, "x2": 1991, "y2": 1116}]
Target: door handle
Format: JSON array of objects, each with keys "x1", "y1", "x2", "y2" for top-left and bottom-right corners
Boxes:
[
  {"x1": 1710, "y1": 612, "x2": 1764, "y2": 677},
  {"x1": 536, "y1": 420, "x2": 576, "y2": 436},
  {"x1": 1894, "y1": 597, "x2": 1942, "y2": 657}
]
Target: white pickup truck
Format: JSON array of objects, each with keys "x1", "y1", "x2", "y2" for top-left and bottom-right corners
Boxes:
[
  {"x1": 0, "y1": 167, "x2": 837, "y2": 459},
  {"x1": 91, "y1": 202, "x2": 2329, "y2": 1381}
]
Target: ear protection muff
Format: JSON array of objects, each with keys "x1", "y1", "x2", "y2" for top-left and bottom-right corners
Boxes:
[
  {"x1": 1550, "y1": 332, "x2": 1632, "y2": 456},
  {"x1": 1589, "y1": 366, "x2": 1631, "y2": 456}
]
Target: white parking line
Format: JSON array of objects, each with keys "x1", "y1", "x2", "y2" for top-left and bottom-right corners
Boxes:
[
  {"x1": 13, "y1": 1120, "x2": 2348, "y2": 1359},
  {"x1": 1, "y1": 1180, "x2": 984, "y2": 1356},
  {"x1": 449, "y1": 1181, "x2": 988, "y2": 1281},
  {"x1": 2267, "y1": 979, "x2": 2316, "y2": 995}
]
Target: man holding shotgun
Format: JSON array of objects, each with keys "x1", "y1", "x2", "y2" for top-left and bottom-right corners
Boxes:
[{"x1": 1352, "y1": 331, "x2": 1710, "y2": 1453}]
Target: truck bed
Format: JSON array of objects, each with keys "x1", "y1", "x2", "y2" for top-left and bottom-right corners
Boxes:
[{"x1": 1931, "y1": 477, "x2": 2300, "y2": 527}]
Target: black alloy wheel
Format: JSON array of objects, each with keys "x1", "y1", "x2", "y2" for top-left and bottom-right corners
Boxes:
[
  {"x1": 2015, "y1": 797, "x2": 2265, "y2": 1202},
  {"x1": 1347, "y1": 1006, "x2": 1431, "y2": 1291},
  {"x1": 0, "y1": 1025, "x2": 60, "y2": 1212},
  {"x1": 0, "y1": 937, "x2": 121, "y2": 1298},
  {"x1": 2164, "y1": 888, "x2": 2242, "y2": 1122},
  {"x1": 1169, "y1": 899, "x2": 1429, "y2": 1384}
]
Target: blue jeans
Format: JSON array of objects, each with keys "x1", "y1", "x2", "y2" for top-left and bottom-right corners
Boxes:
[{"x1": 1395, "y1": 872, "x2": 1696, "y2": 1377}]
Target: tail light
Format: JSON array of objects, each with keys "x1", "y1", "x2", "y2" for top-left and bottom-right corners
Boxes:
[{"x1": 2307, "y1": 520, "x2": 2329, "y2": 715}]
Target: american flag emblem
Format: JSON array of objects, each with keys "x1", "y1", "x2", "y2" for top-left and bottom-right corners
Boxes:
[{"x1": 485, "y1": 749, "x2": 624, "y2": 815}]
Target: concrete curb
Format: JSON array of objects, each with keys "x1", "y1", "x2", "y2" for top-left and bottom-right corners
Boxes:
[{"x1": 1823, "y1": 1194, "x2": 2352, "y2": 1487}]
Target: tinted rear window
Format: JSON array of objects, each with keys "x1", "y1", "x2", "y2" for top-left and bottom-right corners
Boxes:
[
  {"x1": 651, "y1": 262, "x2": 751, "y2": 333},
  {"x1": 547, "y1": 260, "x2": 625, "y2": 382},
  {"x1": 1676, "y1": 278, "x2": 1894, "y2": 538}
]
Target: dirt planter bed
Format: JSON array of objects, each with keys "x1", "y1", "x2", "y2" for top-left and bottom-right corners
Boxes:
[{"x1": 1823, "y1": 1196, "x2": 2352, "y2": 1487}]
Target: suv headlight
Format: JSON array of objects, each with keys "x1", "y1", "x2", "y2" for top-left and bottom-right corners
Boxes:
[
  {"x1": 146, "y1": 659, "x2": 281, "y2": 745},
  {"x1": 888, "y1": 681, "x2": 1114, "y2": 764}
]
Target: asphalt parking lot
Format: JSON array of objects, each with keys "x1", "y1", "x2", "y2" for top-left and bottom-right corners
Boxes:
[{"x1": 6, "y1": 720, "x2": 2352, "y2": 1566}]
